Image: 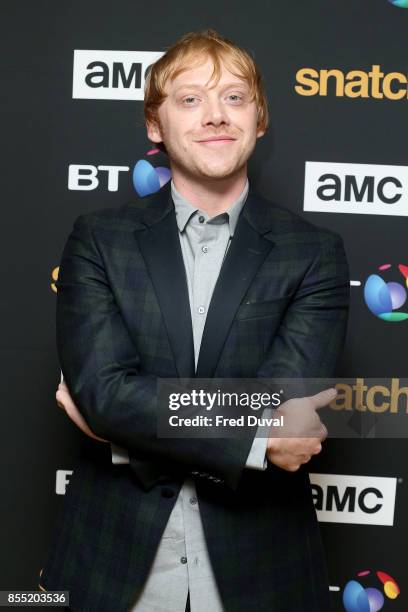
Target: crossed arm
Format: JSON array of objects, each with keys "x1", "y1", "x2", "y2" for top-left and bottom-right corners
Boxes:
[{"x1": 55, "y1": 215, "x2": 349, "y2": 486}]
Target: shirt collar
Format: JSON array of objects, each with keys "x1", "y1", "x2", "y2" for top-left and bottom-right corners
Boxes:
[{"x1": 171, "y1": 178, "x2": 249, "y2": 236}]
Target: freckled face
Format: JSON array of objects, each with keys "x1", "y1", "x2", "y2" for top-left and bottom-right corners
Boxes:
[{"x1": 147, "y1": 57, "x2": 265, "y2": 180}]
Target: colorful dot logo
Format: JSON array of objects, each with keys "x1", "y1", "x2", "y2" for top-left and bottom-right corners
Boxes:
[
  {"x1": 388, "y1": 0, "x2": 408, "y2": 7},
  {"x1": 132, "y1": 148, "x2": 171, "y2": 197},
  {"x1": 343, "y1": 570, "x2": 400, "y2": 611},
  {"x1": 364, "y1": 264, "x2": 408, "y2": 322}
]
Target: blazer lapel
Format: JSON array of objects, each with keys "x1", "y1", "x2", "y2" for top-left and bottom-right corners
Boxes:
[
  {"x1": 133, "y1": 185, "x2": 195, "y2": 379},
  {"x1": 195, "y1": 188, "x2": 276, "y2": 378}
]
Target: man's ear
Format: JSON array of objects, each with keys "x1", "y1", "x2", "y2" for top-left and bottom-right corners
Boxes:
[
  {"x1": 146, "y1": 119, "x2": 163, "y2": 145},
  {"x1": 256, "y1": 126, "x2": 266, "y2": 139}
]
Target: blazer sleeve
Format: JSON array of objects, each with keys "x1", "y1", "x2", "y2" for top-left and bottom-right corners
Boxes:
[
  {"x1": 110, "y1": 431, "x2": 269, "y2": 470},
  {"x1": 56, "y1": 213, "x2": 256, "y2": 490},
  {"x1": 257, "y1": 231, "x2": 350, "y2": 382}
]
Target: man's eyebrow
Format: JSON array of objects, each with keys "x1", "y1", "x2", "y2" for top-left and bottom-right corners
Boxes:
[{"x1": 173, "y1": 81, "x2": 250, "y2": 93}]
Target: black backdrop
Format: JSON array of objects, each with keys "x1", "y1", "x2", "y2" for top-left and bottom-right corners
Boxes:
[{"x1": 2, "y1": 2, "x2": 408, "y2": 610}]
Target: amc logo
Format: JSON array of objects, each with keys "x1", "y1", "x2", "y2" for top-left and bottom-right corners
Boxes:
[
  {"x1": 304, "y1": 162, "x2": 408, "y2": 216},
  {"x1": 309, "y1": 473, "x2": 397, "y2": 526},
  {"x1": 72, "y1": 50, "x2": 164, "y2": 100}
]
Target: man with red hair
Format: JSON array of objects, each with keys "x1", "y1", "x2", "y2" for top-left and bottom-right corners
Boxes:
[{"x1": 40, "y1": 30, "x2": 349, "y2": 611}]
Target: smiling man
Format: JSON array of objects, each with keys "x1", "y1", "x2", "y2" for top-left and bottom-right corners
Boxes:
[
  {"x1": 145, "y1": 55, "x2": 263, "y2": 205},
  {"x1": 40, "y1": 30, "x2": 350, "y2": 612}
]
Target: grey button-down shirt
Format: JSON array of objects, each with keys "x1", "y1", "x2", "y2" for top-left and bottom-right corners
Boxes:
[{"x1": 114, "y1": 179, "x2": 269, "y2": 611}]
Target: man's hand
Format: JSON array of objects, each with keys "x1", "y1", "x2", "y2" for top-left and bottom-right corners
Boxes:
[
  {"x1": 56, "y1": 380, "x2": 109, "y2": 443},
  {"x1": 266, "y1": 388, "x2": 335, "y2": 472}
]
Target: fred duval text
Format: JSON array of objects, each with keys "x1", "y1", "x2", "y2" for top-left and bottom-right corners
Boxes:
[{"x1": 167, "y1": 414, "x2": 284, "y2": 428}]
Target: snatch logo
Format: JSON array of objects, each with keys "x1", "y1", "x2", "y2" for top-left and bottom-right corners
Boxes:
[
  {"x1": 330, "y1": 378, "x2": 408, "y2": 414},
  {"x1": 295, "y1": 65, "x2": 408, "y2": 99}
]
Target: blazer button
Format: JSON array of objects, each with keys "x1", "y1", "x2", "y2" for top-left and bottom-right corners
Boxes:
[{"x1": 161, "y1": 487, "x2": 175, "y2": 498}]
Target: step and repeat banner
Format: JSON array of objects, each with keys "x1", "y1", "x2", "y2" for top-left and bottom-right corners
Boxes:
[{"x1": 2, "y1": 1, "x2": 408, "y2": 610}]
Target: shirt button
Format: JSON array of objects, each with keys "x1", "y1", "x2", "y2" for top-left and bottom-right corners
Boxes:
[
  {"x1": 189, "y1": 497, "x2": 197, "y2": 505},
  {"x1": 180, "y1": 556, "x2": 188, "y2": 564},
  {"x1": 198, "y1": 215, "x2": 205, "y2": 224},
  {"x1": 198, "y1": 306, "x2": 205, "y2": 314},
  {"x1": 202, "y1": 246, "x2": 208, "y2": 253}
]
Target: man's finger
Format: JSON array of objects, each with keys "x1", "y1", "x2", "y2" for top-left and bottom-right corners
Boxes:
[
  {"x1": 58, "y1": 380, "x2": 69, "y2": 392},
  {"x1": 320, "y1": 422, "x2": 328, "y2": 440},
  {"x1": 309, "y1": 388, "x2": 337, "y2": 410}
]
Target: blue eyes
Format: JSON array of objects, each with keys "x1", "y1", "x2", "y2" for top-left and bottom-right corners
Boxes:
[
  {"x1": 182, "y1": 94, "x2": 244, "y2": 105},
  {"x1": 183, "y1": 97, "x2": 197, "y2": 105}
]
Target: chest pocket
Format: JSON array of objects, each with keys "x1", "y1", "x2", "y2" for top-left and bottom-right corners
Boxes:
[{"x1": 235, "y1": 294, "x2": 294, "y2": 321}]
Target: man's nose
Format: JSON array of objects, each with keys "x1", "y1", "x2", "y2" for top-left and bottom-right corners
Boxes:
[{"x1": 201, "y1": 97, "x2": 229, "y2": 127}]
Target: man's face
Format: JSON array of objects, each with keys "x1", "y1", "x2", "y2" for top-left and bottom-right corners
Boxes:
[{"x1": 147, "y1": 57, "x2": 265, "y2": 181}]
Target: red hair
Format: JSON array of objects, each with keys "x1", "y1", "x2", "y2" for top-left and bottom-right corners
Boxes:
[{"x1": 144, "y1": 29, "x2": 269, "y2": 137}]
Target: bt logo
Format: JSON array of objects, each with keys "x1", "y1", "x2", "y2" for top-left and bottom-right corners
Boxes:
[
  {"x1": 132, "y1": 148, "x2": 171, "y2": 197},
  {"x1": 364, "y1": 264, "x2": 408, "y2": 322},
  {"x1": 388, "y1": 0, "x2": 408, "y2": 7},
  {"x1": 343, "y1": 570, "x2": 400, "y2": 611},
  {"x1": 68, "y1": 149, "x2": 171, "y2": 195}
]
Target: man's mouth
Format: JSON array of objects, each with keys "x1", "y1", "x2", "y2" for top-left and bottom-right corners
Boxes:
[{"x1": 196, "y1": 135, "x2": 237, "y2": 145}]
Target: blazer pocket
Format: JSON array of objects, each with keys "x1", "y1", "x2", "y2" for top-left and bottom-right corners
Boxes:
[{"x1": 235, "y1": 295, "x2": 293, "y2": 321}]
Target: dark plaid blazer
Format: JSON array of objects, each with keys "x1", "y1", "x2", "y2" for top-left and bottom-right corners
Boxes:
[{"x1": 40, "y1": 182, "x2": 350, "y2": 611}]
